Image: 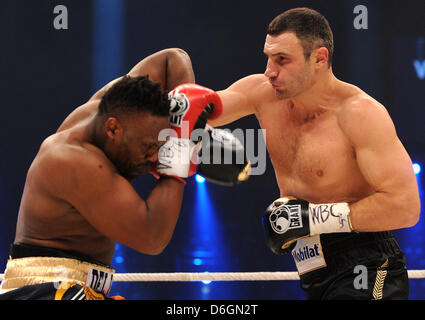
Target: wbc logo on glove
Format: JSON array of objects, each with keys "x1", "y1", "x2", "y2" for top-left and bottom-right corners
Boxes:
[
  {"x1": 169, "y1": 92, "x2": 189, "y2": 127},
  {"x1": 269, "y1": 204, "x2": 303, "y2": 234}
]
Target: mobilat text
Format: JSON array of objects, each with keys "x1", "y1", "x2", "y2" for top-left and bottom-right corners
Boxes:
[{"x1": 293, "y1": 244, "x2": 320, "y2": 262}]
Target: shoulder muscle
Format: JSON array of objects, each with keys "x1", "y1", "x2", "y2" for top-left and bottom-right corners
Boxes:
[{"x1": 337, "y1": 97, "x2": 397, "y2": 148}]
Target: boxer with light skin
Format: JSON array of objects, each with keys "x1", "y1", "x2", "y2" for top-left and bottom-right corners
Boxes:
[{"x1": 209, "y1": 8, "x2": 420, "y2": 299}]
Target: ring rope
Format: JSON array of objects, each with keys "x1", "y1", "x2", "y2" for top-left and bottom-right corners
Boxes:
[
  {"x1": 113, "y1": 270, "x2": 425, "y2": 282},
  {"x1": 3, "y1": 271, "x2": 425, "y2": 283},
  {"x1": 113, "y1": 271, "x2": 301, "y2": 282}
]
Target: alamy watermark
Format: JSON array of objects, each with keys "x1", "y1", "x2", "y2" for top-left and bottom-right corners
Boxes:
[
  {"x1": 53, "y1": 5, "x2": 68, "y2": 30},
  {"x1": 353, "y1": 264, "x2": 368, "y2": 290},
  {"x1": 158, "y1": 122, "x2": 267, "y2": 176},
  {"x1": 353, "y1": 5, "x2": 368, "y2": 30}
]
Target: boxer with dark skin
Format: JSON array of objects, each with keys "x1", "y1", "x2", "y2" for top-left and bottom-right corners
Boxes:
[{"x1": 13, "y1": 48, "x2": 195, "y2": 266}]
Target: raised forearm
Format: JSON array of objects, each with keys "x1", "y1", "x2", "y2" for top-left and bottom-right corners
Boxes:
[
  {"x1": 128, "y1": 48, "x2": 195, "y2": 91},
  {"x1": 144, "y1": 177, "x2": 185, "y2": 254},
  {"x1": 163, "y1": 48, "x2": 195, "y2": 90}
]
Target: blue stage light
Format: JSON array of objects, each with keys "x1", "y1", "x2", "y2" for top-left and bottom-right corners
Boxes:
[
  {"x1": 92, "y1": 0, "x2": 124, "y2": 92},
  {"x1": 196, "y1": 174, "x2": 206, "y2": 183},
  {"x1": 413, "y1": 163, "x2": 421, "y2": 175},
  {"x1": 114, "y1": 256, "x2": 124, "y2": 264},
  {"x1": 193, "y1": 258, "x2": 203, "y2": 266}
]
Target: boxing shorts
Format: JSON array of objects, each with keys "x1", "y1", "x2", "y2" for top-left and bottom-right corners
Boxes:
[
  {"x1": 291, "y1": 231, "x2": 409, "y2": 299},
  {"x1": 0, "y1": 243, "x2": 120, "y2": 300}
]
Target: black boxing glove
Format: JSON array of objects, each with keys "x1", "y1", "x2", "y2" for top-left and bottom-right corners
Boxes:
[
  {"x1": 262, "y1": 197, "x2": 354, "y2": 255},
  {"x1": 195, "y1": 127, "x2": 251, "y2": 186}
]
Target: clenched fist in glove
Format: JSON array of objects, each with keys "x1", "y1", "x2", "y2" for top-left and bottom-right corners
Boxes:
[
  {"x1": 262, "y1": 197, "x2": 354, "y2": 254},
  {"x1": 152, "y1": 83, "x2": 222, "y2": 183}
]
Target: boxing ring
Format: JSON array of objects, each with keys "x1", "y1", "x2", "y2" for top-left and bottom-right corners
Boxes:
[{"x1": 2, "y1": 270, "x2": 424, "y2": 282}]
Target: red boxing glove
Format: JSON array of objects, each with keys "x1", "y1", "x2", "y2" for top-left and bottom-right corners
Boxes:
[
  {"x1": 152, "y1": 84, "x2": 222, "y2": 183},
  {"x1": 168, "y1": 83, "x2": 223, "y2": 140}
]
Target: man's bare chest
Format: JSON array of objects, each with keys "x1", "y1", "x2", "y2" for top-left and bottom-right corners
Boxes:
[{"x1": 258, "y1": 109, "x2": 358, "y2": 185}]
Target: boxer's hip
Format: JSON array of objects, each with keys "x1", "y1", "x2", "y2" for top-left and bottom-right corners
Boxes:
[
  {"x1": 0, "y1": 243, "x2": 115, "y2": 298},
  {"x1": 320, "y1": 231, "x2": 402, "y2": 268},
  {"x1": 292, "y1": 232, "x2": 408, "y2": 299}
]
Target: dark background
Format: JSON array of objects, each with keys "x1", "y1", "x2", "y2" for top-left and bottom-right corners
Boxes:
[{"x1": 0, "y1": 0, "x2": 424, "y2": 299}]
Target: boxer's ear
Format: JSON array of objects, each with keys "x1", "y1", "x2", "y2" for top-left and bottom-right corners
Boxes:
[
  {"x1": 105, "y1": 117, "x2": 123, "y2": 142},
  {"x1": 312, "y1": 47, "x2": 329, "y2": 69}
]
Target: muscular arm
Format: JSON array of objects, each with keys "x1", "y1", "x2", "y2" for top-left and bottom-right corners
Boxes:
[
  {"x1": 339, "y1": 99, "x2": 420, "y2": 232},
  {"x1": 57, "y1": 48, "x2": 195, "y2": 132},
  {"x1": 90, "y1": 47, "x2": 195, "y2": 101},
  {"x1": 209, "y1": 74, "x2": 266, "y2": 127},
  {"x1": 128, "y1": 48, "x2": 195, "y2": 91},
  {"x1": 51, "y1": 147, "x2": 184, "y2": 255}
]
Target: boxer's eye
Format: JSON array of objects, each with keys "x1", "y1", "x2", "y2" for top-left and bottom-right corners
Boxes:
[
  {"x1": 277, "y1": 57, "x2": 287, "y2": 65},
  {"x1": 145, "y1": 143, "x2": 157, "y2": 152},
  {"x1": 140, "y1": 142, "x2": 153, "y2": 152}
]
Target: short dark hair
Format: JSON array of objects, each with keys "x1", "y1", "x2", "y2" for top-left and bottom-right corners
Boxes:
[
  {"x1": 267, "y1": 8, "x2": 334, "y2": 67},
  {"x1": 98, "y1": 75, "x2": 170, "y2": 118}
]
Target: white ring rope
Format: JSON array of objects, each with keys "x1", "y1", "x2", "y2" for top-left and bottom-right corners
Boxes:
[
  {"x1": 113, "y1": 272, "x2": 301, "y2": 282},
  {"x1": 113, "y1": 270, "x2": 425, "y2": 282},
  {"x1": 2, "y1": 270, "x2": 424, "y2": 283}
]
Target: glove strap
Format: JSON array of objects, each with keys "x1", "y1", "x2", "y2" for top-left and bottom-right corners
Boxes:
[
  {"x1": 308, "y1": 202, "x2": 353, "y2": 235},
  {"x1": 156, "y1": 137, "x2": 197, "y2": 180}
]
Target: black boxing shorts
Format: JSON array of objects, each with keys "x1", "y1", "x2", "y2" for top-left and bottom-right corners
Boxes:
[
  {"x1": 0, "y1": 243, "x2": 121, "y2": 300},
  {"x1": 291, "y1": 231, "x2": 409, "y2": 300}
]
